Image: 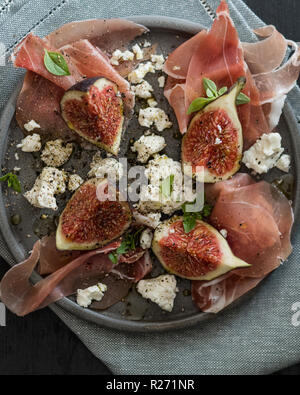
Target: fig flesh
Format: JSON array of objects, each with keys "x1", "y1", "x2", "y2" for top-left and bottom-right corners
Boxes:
[
  {"x1": 182, "y1": 78, "x2": 245, "y2": 183},
  {"x1": 56, "y1": 178, "x2": 132, "y2": 251},
  {"x1": 61, "y1": 77, "x2": 124, "y2": 155},
  {"x1": 152, "y1": 217, "x2": 250, "y2": 281}
]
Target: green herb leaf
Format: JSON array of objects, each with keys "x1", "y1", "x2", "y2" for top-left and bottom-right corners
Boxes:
[
  {"x1": 206, "y1": 88, "x2": 215, "y2": 98},
  {"x1": 183, "y1": 215, "x2": 196, "y2": 234},
  {"x1": 236, "y1": 92, "x2": 250, "y2": 105},
  {"x1": 44, "y1": 50, "x2": 71, "y2": 76},
  {"x1": 160, "y1": 174, "x2": 175, "y2": 198},
  {"x1": 181, "y1": 200, "x2": 213, "y2": 233},
  {"x1": 0, "y1": 173, "x2": 21, "y2": 193},
  {"x1": 108, "y1": 252, "x2": 118, "y2": 265},
  {"x1": 218, "y1": 86, "x2": 228, "y2": 96},
  {"x1": 187, "y1": 97, "x2": 215, "y2": 115},
  {"x1": 203, "y1": 78, "x2": 218, "y2": 96}
]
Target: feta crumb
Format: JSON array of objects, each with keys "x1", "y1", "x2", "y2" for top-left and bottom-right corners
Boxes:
[
  {"x1": 140, "y1": 228, "x2": 153, "y2": 250},
  {"x1": 242, "y1": 133, "x2": 284, "y2": 174},
  {"x1": 132, "y1": 134, "x2": 166, "y2": 163},
  {"x1": 151, "y1": 54, "x2": 165, "y2": 70},
  {"x1": 15, "y1": 153, "x2": 19, "y2": 161},
  {"x1": 68, "y1": 174, "x2": 84, "y2": 192},
  {"x1": 173, "y1": 65, "x2": 181, "y2": 71},
  {"x1": 76, "y1": 283, "x2": 107, "y2": 308},
  {"x1": 276, "y1": 154, "x2": 291, "y2": 173},
  {"x1": 110, "y1": 49, "x2": 134, "y2": 65},
  {"x1": 147, "y1": 98, "x2": 158, "y2": 108},
  {"x1": 17, "y1": 134, "x2": 41, "y2": 152},
  {"x1": 220, "y1": 229, "x2": 228, "y2": 238},
  {"x1": 24, "y1": 167, "x2": 66, "y2": 210},
  {"x1": 133, "y1": 211, "x2": 161, "y2": 229},
  {"x1": 132, "y1": 43, "x2": 144, "y2": 60},
  {"x1": 138, "y1": 107, "x2": 172, "y2": 132},
  {"x1": 88, "y1": 152, "x2": 124, "y2": 180},
  {"x1": 158, "y1": 76, "x2": 166, "y2": 88},
  {"x1": 23, "y1": 120, "x2": 41, "y2": 132},
  {"x1": 143, "y1": 41, "x2": 151, "y2": 48},
  {"x1": 128, "y1": 62, "x2": 155, "y2": 84},
  {"x1": 131, "y1": 80, "x2": 153, "y2": 99},
  {"x1": 41, "y1": 139, "x2": 73, "y2": 167},
  {"x1": 138, "y1": 154, "x2": 184, "y2": 215},
  {"x1": 215, "y1": 137, "x2": 222, "y2": 145},
  {"x1": 14, "y1": 167, "x2": 21, "y2": 172},
  {"x1": 137, "y1": 275, "x2": 178, "y2": 312}
]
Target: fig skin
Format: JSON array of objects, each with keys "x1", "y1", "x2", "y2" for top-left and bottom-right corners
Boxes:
[
  {"x1": 56, "y1": 178, "x2": 132, "y2": 251},
  {"x1": 182, "y1": 78, "x2": 245, "y2": 183},
  {"x1": 60, "y1": 77, "x2": 124, "y2": 156},
  {"x1": 152, "y1": 216, "x2": 250, "y2": 281}
]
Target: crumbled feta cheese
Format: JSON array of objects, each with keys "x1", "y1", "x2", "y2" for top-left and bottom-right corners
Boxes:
[
  {"x1": 13, "y1": 167, "x2": 21, "y2": 172},
  {"x1": 76, "y1": 283, "x2": 107, "y2": 308},
  {"x1": 137, "y1": 275, "x2": 178, "y2": 312},
  {"x1": 133, "y1": 211, "x2": 161, "y2": 229},
  {"x1": 220, "y1": 229, "x2": 228, "y2": 238},
  {"x1": 147, "y1": 98, "x2": 158, "y2": 108},
  {"x1": 215, "y1": 137, "x2": 222, "y2": 145},
  {"x1": 143, "y1": 41, "x2": 151, "y2": 48},
  {"x1": 242, "y1": 133, "x2": 284, "y2": 174},
  {"x1": 173, "y1": 65, "x2": 181, "y2": 71},
  {"x1": 23, "y1": 120, "x2": 41, "y2": 132},
  {"x1": 138, "y1": 154, "x2": 184, "y2": 215},
  {"x1": 138, "y1": 107, "x2": 172, "y2": 131},
  {"x1": 132, "y1": 134, "x2": 166, "y2": 163},
  {"x1": 110, "y1": 49, "x2": 134, "y2": 65},
  {"x1": 140, "y1": 228, "x2": 153, "y2": 250},
  {"x1": 132, "y1": 43, "x2": 144, "y2": 60},
  {"x1": 151, "y1": 54, "x2": 165, "y2": 70},
  {"x1": 276, "y1": 154, "x2": 291, "y2": 173},
  {"x1": 14, "y1": 153, "x2": 19, "y2": 161},
  {"x1": 158, "y1": 76, "x2": 165, "y2": 88},
  {"x1": 128, "y1": 62, "x2": 155, "y2": 84},
  {"x1": 88, "y1": 152, "x2": 124, "y2": 180},
  {"x1": 131, "y1": 80, "x2": 153, "y2": 99},
  {"x1": 41, "y1": 139, "x2": 73, "y2": 167},
  {"x1": 24, "y1": 167, "x2": 66, "y2": 210},
  {"x1": 17, "y1": 134, "x2": 41, "y2": 152},
  {"x1": 68, "y1": 174, "x2": 84, "y2": 192}
]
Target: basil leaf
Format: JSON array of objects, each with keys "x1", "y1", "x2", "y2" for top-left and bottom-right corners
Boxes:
[
  {"x1": 187, "y1": 97, "x2": 214, "y2": 115},
  {"x1": 160, "y1": 175, "x2": 175, "y2": 198},
  {"x1": 206, "y1": 88, "x2": 215, "y2": 98},
  {"x1": 0, "y1": 173, "x2": 21, "y2": 193},
  {"x1": 236, "y1": 92, "x2": 250, "y2": 105},
  {"x1": 202, "y1": 203, "x2": 213, "y2": 218},
  {"x1": 108, "y1": 252, "x2": 118, "y2": 265},
  {"x1": 218, "y1": 86, "x2": 228, "y2": 96},
  {"x1": 183, "y1": 215, "x2": 196, "y2": 233},
  {"x1": 116, "y1": 240, "x2": 130, "y2": 255},
  {"x1": 203, "y1": 78, "x2": 218, "y2": 96},
  {"x1": 44, "y1": 50, "x2": 71, "y2": 76}
]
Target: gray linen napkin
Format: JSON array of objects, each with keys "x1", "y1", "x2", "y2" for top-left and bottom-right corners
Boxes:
[{"x1": 1, "y1": 0, "x2": 300, "y2": 375}]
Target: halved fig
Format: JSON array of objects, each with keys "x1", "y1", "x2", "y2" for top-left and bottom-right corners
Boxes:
[
  {"x1": 61, "y1": 77, "x2": 124, "y2": 155},
  {"x1": 182, "y1": 78, "x2": 245, "y2": 183},
  {"x1": 152, "y1": 217, "x2": 250, "y2": 281},
  {"x1": 56, "y1": 178, "x2": 132, "y2": 251}
]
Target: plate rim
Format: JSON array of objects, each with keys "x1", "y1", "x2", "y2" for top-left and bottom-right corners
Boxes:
[{"x1": 1, "y1": 15, "x2": 300, "y2": 333}]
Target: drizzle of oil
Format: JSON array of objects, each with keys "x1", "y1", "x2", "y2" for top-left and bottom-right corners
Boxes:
[
  {"x1": 33, "y1": 215, "x2": 57, "y2": 238},
  {"x1": 123, "y1": 285, "x2": 149, "y2": 321}
]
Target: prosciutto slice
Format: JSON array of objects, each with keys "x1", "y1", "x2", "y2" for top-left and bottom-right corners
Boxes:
[
  {"x1": 46, "y1": 19, "x2": 148, "y2": 53},
  {"x1": 242, "y1": 26, "x2": 287, "y2": 75},
  {"x1": 0, "y1": 237, "x2": 152, "y2": 316},
  {"x1": 164, "y1": 78, "x2": 188, "y2": 134},
  {"x1": 192, "y1": 174, "x2": 294, "y2": 313},
  {"x1": 13, "y1": 33, "x2": 82, "y2": 90}
]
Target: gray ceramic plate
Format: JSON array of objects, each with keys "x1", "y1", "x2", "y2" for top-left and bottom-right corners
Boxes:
[{"x1": 1, "y1": 16, "x2": 300, "y2": 332}]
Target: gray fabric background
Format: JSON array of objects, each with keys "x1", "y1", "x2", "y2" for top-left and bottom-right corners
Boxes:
[{"x1": 1, "y1": 0, "x2": 300, "y2": 375}]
